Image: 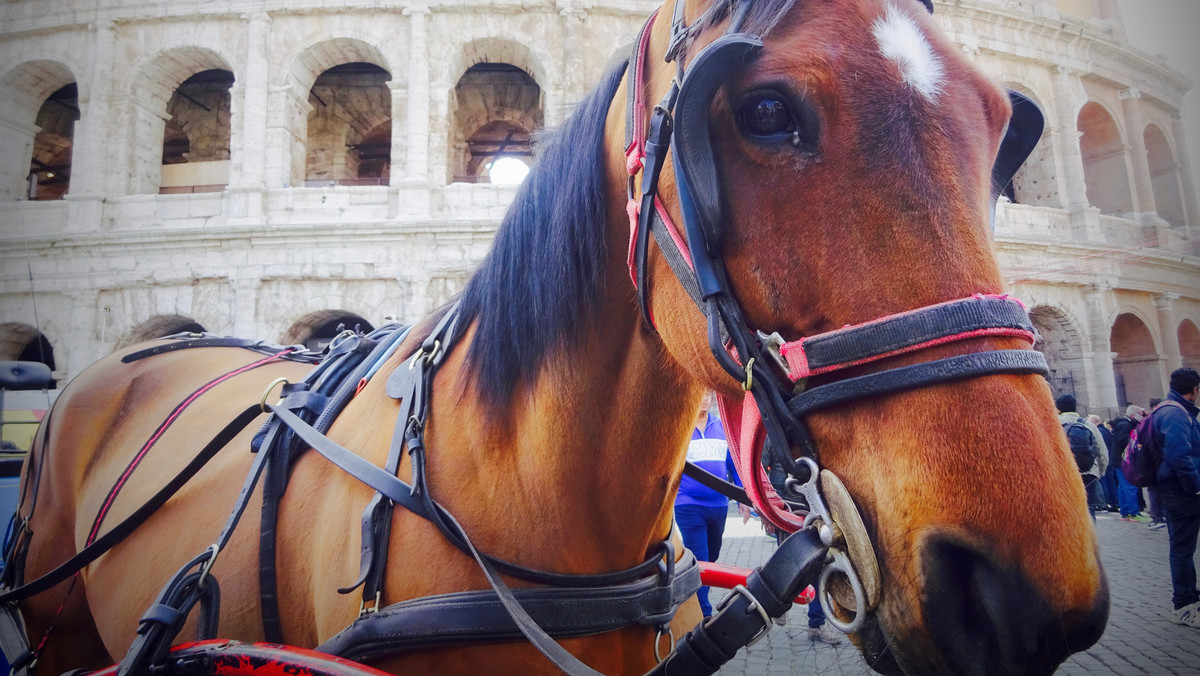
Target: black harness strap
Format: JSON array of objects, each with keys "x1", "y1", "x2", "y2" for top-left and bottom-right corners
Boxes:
[
  {"x1": 317, "y1": 552, "x2": 700, "y2": 663},
  {"x1": 650, "y1": 527, "x2": 827, "y2": 675},
  {"x1": 0, "y1": 405, "x2": 264, "y2": 605},
  {"x1": 121, "y1": 336, "x2": 317, "y2": 364},
  {"x1": 682, "y1": 462, "x2": 749, "y2": 505}
]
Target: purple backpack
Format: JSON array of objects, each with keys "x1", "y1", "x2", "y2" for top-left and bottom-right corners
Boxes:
[{"x1": 1122, "y1": 400, "x2": 1185, "y2": 487}]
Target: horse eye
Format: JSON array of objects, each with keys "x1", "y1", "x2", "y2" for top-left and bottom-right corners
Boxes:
[{"x1": 738, "y1": 96, "x2": 793, "y2": 137}]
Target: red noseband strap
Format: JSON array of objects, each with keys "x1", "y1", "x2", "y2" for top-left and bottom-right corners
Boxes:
[{"x1": 717, "y1": 294, "x2": 1041, "y2": 533}]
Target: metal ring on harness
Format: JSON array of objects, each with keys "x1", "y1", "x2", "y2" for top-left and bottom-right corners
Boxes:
[
  {"x1": 259, "y1": 377, "x2": 290, "y2": 413},
  {"x1": 653, "y1": 626, "x2": 674, "y2": 662},
  {"x1": 197, "y1": 544, "x2": 220, "y2": 588},
  {"x1": 818, "y1": 549, "x2": 867, "y2": 634}
]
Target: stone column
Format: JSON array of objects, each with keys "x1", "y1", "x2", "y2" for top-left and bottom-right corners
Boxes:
[
  {"x1": 403, "y1": 6, "x2": 430, "y2": 183},
  {"x1": 67, "y1": 20, "x2": 116, "y2": 202},
  {"x1": 1050, "y1": 66, "x2": 1098, "y2": 237},
  {"x1": 232, "y1": 276, "x2": 263, "y2": 337},
  {"x1": 233, "y1": 12, "x2": 271, "y2": 194},
  {"x1": 1170, "y1": 113, "x2": 1200, "y2": 228},
  {"x1": 1155, "y1": 293, "x2": 1183, "y2": 374},
  {"x1": 128, "y1": 100, "x2": 170, "y2": 195},
  {"x1": 0, "y1": 114, "x2": 39, "y2": 200},
  {"x1": 1084, "y1": 287, "x2": 1119, "y2": 413},
  {"x1": 560, "y1": 5, "x2": 588, "y2": 102},
  {"x1": 1051, "y1": 67, "x2": 1088, "y2": 211},
  {"x1": 1118, "y1": 87, "x2": 1155, "y2": 222},
  {"x1": 265, "y1": 86, "x2": 311, "y2": 188},
  {"x1": 387, "y1": 80, "x2": 406, "y2": 187}
]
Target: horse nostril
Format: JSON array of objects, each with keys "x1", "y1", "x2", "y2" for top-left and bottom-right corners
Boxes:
[{"x1": 920, "y1": 537, "x2": 1106, "y2": 676}]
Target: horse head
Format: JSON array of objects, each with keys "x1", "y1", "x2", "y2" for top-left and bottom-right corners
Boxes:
[{"x1": 619, "y1": 0, "x2": 1109, "y2": 673}]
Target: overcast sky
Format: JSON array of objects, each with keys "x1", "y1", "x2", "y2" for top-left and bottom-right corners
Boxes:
[{"x1": 1115, "y1": 0, "x2": 1200, "y2": 202}]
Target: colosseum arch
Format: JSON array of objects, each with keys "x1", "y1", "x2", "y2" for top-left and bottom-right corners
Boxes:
[
  {"x1": 1029, "y1": 305, "x2": 1086, "y2": 401},
  {"x1": 281, "y1": 310, "x2": 375, "y2": 351},
  {"x1": 280, "y1": 38, "x2": 392, "y2": 187},
  {"x1": 0, "y1": 59, "x2": 78, "y2": 200},
  {"x1": 1110, "y1": 311, "x2": 1163, "y2": 409},
  {"x1": 158, "y1": 69, "x2": 235, "y2": 194},
  {"x1": 1078, "y1": 101, "x2": 1134, "y2": 218},
  {"x1": 447, "y1": 62, "x2": 543, "y2": 183},
  {"x1": 116, "y1": 314, "x2": 207, "y2": 350},
  {"x1": 1180, "y1": 318, "x2": 1200, "y2": 370},
  {"x1": 1144, "y1": 122, "x2": 1186, "y2": 227},
  {"x1": 0, "y1": 322, "x2": 56, "y2": 388},
  {"x1": 1002, "y1": 83, "x2": 1059, "y2": 208},
  {"x1": 125, "y1": 46, "x2": 235, "y2": 195},
  {"x1": 305, "y1": 62, "x2": 392, "y2": 186}
]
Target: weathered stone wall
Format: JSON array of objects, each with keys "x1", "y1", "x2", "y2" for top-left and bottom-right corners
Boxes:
[{"x1": 0, "y1": 0, "x2": 1196, "y2": 417}]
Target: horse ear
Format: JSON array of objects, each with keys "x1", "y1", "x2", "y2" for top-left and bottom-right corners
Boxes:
[{"x1": 991, "y1": 90, "x2": 1044, "y2": 201}]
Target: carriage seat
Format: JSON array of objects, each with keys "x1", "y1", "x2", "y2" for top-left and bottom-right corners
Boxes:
[{"x1": 0, "y1": 362, "x2": 52, "y2": 391}]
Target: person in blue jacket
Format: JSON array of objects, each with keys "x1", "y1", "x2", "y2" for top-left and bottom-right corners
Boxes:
[
  {"x1": 674, "y1": 392, "x2": 744, "y2": 617},
  {"x1": 1155, "y1": 367, "x2": 1200, "y2": 628}
]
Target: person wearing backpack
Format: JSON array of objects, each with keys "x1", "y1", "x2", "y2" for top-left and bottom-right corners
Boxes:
[
  {"x1": 1154, "y1": 367, "x2": 1200, "y2": 628},
  {"x1": 1110, "y1": 405, "x2": 1147, "y2": 520},
  {"x1": 1056, "y1": 394, "x2": 1107, "y2": 518}
]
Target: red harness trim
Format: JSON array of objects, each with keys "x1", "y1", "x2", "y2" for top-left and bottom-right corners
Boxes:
[
  {"x1": 718, "y1": 294, "x2": 1035, "y2": 533},
  {"x1": 85, "y1": 349, "x2": 292, "y2": 547},
  {"x1": 780, "y1": 294, "x2": 1033, "y2": 380}
]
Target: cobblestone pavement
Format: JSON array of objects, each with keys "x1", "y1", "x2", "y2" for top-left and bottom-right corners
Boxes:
[{"x1": 709, "y1": 509, "x2": 1200, "y2": 675}]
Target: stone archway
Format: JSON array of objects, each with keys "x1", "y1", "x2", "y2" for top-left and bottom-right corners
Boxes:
[
  {"x1": 0, "y1": 322, "x2": 57, "y2": 388},
  {"x1": 1110, "y1": 312, "x2": 1162, "y2": 409},
  {"x1": 1144, "y1": 123, "x2": 1185, "y2": 227},
  {"x1": 304, "y1": 62, "x2": 392, "y2": 186},
  {"x1": 127, "y1": 47, "x2": 234, "y2": 194},
  {"x1": 1180, "y1": 319, "x2": 1200, "y2": 370},
  {"x1": 281, "y1": 310, "x2": 374, "y2": 351},
  {"x1": 1029, "y1": 306, "x2": 1086, "y2": 401},
  {"x1": 449, "y1": 63, "x2": 542, "y2": 183},
  {"x1": 159, "y1": 69, "x2": 234, "y2": 194},
  {"x1": 0, "y1": 59, "x2": 78, "y2": 200},
  {"x1": 117, "y1": 314, "x2": 207, "y2": 349},
  {"x1": 1078, "y1": 101, "x2": 1134, "y2": 218}
]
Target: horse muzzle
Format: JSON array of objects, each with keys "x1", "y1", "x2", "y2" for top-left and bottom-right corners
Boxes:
[{"x1": 906, "y1": 535, "x2": 1110, "y2": 676}]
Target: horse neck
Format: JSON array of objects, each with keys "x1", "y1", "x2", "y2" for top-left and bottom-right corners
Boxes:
[{"x1": 424, "y1": 293, "x2": 702, "y2": 576}]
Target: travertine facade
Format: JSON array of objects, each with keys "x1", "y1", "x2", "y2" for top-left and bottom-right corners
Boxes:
[{"x1": 0, "y1": 0, "x2": 1197, "y2": 417}]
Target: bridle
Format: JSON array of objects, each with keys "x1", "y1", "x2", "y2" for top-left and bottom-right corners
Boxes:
[{"x1": 624, "y1": 0, "x2": 1048, "y2": 630}]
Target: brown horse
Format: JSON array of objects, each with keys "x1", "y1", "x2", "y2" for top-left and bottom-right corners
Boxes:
[{"x1": 12, "y1": 0, "x2": 1107, "y2": 673}]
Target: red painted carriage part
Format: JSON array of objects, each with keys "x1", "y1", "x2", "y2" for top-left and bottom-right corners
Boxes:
[
  {"x1": 698, "y1": 561, "x2": 815, "y2": 604},
  {"x1": 87, "y1": 640, "x2": 392, "y2": 676}
]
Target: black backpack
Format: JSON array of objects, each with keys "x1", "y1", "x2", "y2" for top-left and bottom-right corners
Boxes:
[{"x1": 1063, "y1": 420, "x2": 1095, "y2": 473}]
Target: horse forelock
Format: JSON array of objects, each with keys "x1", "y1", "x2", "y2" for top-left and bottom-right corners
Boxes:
[{"x1": 457, "y1": 58, "x2": 628, "y2": 413}]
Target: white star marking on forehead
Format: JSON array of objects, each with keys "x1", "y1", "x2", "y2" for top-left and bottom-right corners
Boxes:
[{"x1": 873, "y1": 2, "x2": 944, "y2": 100}]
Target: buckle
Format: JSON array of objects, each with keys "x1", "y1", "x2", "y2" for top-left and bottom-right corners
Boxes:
[
  {"x1": 755, "y1": 330, "x2": 790, "y2": 374},
  {"x1": 715, "y1": 584, "x2": 773, "y2": 647}
]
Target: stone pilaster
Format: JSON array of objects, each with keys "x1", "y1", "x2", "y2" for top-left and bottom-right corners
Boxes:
[
  {"x1": 1083, "y1": 287, "x2": 1119, "y2": 413},
  {"x1": 1155, "y1": 293, "x2": 1183, "y2": 374},
  {"x1": 1170, "y1": 113, "x2": 1199, "y2": 228},
  {"x1": 0, "y1": 113, "x2": 39, "y2": 200},
  {"x1": 403, "y1": 6, "x2": 431, "y2": 183},
  {"x1": 1118, "y1": 87, "x2": 1155, "y2": 223},
  {"x1": 387, "y1": 80, "x2": 406, "y2": 187},
  {"x1": 1050, "y1": 66, "x2": 1098, "y2": 237},
  {"x1": 233, "y1": 276, "x2": 263, "y2": 337},
  {"x1": 68, "y1": 19, "x2": 116, "y2": 205},
  {"x1": 234, "y1": 12, "x2": 272, "y2": 192}
]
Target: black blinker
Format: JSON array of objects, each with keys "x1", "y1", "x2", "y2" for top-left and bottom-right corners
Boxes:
[{"x1": 991, "y1": 90, "x2": 1045, "y2": 200}]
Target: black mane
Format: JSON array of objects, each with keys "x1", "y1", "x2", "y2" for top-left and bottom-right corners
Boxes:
[{"x1": 456, "y1": 59, "x2": 628, "y2": 410}]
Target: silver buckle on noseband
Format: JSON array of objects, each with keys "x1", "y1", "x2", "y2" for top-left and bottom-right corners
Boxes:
[{"x1": 716, "y1": 584, "x2": 773, "y2": 647}]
